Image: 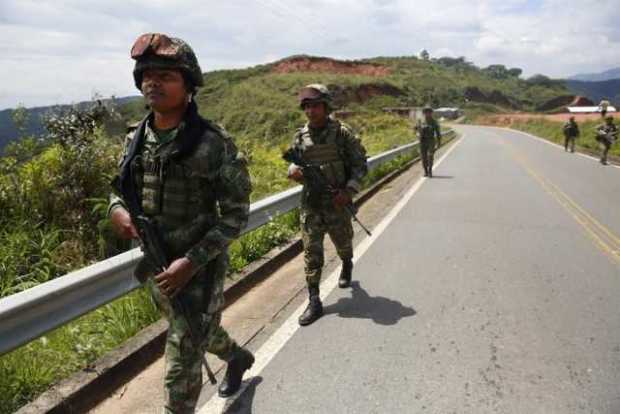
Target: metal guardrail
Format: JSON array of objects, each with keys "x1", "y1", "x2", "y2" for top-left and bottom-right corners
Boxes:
[{"x1": 0, "y1": 131, "x2": 454, "y2": 355}]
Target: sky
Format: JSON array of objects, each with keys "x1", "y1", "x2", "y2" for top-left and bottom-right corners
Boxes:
[{"x1": 1, "y1": 0, "x2": 619, "y2": 110}]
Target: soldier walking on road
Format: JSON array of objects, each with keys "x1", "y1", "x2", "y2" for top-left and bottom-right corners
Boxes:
[
  {"x1": 595, "y1": 116, "x2": 618, "y2": 165},
  {"x1": 108, "y1": 33, "x2": 254, "y2": 413},
  {"x1": 287, "y1": 84, "x2": 368, "y2": 326},
  {"x1": 563, "y1": 116, "x2": 579, "y2": 153},
  {"x1": 415, "y1": 105, "x2": 441, "y2": 177}
]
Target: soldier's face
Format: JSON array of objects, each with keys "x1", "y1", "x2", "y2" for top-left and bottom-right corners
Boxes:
[
  {"x1": 141, "y1": 69, "x2": 188, "y2": 113},
  {"x1": 303, "y1": 101, "x2": 328, "y2": 127},
  {"x1": 424, "y1": 111, "x2": 433, "y2": 120}
]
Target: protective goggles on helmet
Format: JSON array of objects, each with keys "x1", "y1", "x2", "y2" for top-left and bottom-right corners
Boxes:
[{"x1": 131, "y1": 33, "x2": 179, "y2": 60}]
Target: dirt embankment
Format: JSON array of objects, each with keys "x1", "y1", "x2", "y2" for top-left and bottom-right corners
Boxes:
[
  {"x1": 464, "y1": 86, "x2": 519, "y2": 109},
  {"x1": 329, "y1": 83, "x2": 404, "y2": 105},
  {"x1": 272, "y1": 55, "x2": 391, "y2": 77}
]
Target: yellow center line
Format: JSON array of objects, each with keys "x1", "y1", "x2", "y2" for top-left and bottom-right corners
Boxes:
[{"x1": 502, "y1": 141, "x2": 620, "y2": 266}]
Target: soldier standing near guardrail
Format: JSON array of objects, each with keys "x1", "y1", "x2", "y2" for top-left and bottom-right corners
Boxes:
[
  {"x1": 595, "y1": 115, "x2": 618, "y2": 165},
  {"x1": 563, "y1": 116, "x2": 580, "y2": 153},
  {"x1": 108, "y1": 33, "x2": 254, "y2": 412},
  {"x1": 415, "y1": 105, "x2": 441, "y2": 177},
  {"x1": 287, "y1": 84, "x2": 368, "y2": 326}
]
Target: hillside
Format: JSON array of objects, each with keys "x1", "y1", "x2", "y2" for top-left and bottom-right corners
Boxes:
[
  {"x1": 566, "y1": 78, "x2": 620, "y2": 106},
  {"x1": 0, "y1": 96, "x2": 140, "y2": 153},
  {"x1": 569, "y1": 67, "x2": 620, "y2": 82},
  {"x1": 117, "y1": 55, "x2": 570, "y2": 144},
  {"x1": 2, "y1": 55, "x2": 571, "y2": 154}
]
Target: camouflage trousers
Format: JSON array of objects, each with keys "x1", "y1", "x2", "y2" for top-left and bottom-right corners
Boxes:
[
  {"x1": 146, "y1": 253, "x2": 237, "y2": 414},
  {"x1": 599, "y1": 140, "x2": 612, "y2": 163},
  {"x1": 564, "y1": 136, "x2": 576, "y2": 152},
  {"x1": 301, "y1": 206, "x2": 354, "y2": 287},
  {"x1": 420, "y1": 138, "x2": 436, "y2": 174}
]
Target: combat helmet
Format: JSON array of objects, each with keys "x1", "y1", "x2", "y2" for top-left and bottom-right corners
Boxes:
[
  {"x1": 422, "y1": 105, "x2": 434, "y2": 113},
  {"x1": 298, "y1": 84, "x2": 333, "y2": 110},
  {"x1": 131, "y1": 33, "x2": 204, "y2": 92}
]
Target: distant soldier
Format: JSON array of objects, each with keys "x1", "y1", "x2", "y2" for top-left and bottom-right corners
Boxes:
[
  {"x1": 108, "y1": 33, "x2": 254, "y2": 412},
  {"x1": 595, "y1": 115, "x2": 618, "y2": 165},
  {"x1": 599, "y1": 98, "x2": 610, "y2": 118},
  {"x1": 562, "y1": 116, "x2": 579, "y2": 153},
  {"x1": 287, "y1": 84, "x2": 368, "y2": 326},
  {"x1": 415, "y1": 106, "x2": 441, "y2": 177}
]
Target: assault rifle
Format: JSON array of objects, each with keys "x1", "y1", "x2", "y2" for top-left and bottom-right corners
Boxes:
[
  {"x1": 597, "y1": 129, "x2": 618, "y2": 146},
  {"x1": 112, "y1": 164, "x2": 217, "y2": 385},
  {"x1": 283, "y1": 148, "x2": 372, "y2": 236}
]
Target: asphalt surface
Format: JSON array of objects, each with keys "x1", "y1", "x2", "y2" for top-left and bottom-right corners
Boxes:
[{"x1": 205, "y1": 126, "x2": 620, "y2": 414}]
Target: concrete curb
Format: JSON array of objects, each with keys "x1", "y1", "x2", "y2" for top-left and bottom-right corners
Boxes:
[{"x1": 17, "y1": 134, "x2": 456, "y2": 414}]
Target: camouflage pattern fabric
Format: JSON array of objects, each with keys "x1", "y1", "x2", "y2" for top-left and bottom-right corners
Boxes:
[
  {"x1": 132, "y1": 33, "x2": 204, "y2": 90},
  {"x1": 147, "y1": 254, "x2": 235, "y2": 414},
  {"x1": 563, "y1": 120, "x2": 579, "y2": 152},
  {"x1": 301, "y1": 207, "x2": 354, "y2": 286},
  {"x1": 289, "y1": 118, "x2": 367, "y2": 287},
  {"x1": 109, "y1": 111, "x2": 251, "y2": 413},
  {"x1": 595, "y1": 121, "x2": 618, "y2": 163},
  {"x1": 416, "y1": 118, "x2": 441, "y2": 174}
]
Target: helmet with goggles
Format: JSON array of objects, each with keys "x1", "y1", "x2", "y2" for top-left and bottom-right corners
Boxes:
[{"x1": 131, "y1": 33, "x2": 204, "y2": 91}]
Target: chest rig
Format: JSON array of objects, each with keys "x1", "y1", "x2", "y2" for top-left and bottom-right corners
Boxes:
[
  {"x1": 298, "y1": 121, "x2": 348, "y2": 189},
  {"x1": 418, "y1": 120, "x2": 437, "y2": 142},
  {"x1": 132, "y1": 127, "x2": 216, "y2": 233}
]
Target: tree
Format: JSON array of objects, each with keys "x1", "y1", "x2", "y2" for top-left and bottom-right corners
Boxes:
[
  {"x1": 11, "y1": 104, "x2": 30, "y2": 137},
  {"x1": 507, "y1": 67, "x2": 523, "y2": 78},
  {"x1": 419, "y1": 49, "x2": 430, "y2": 61},
  {"x1": 483, "y1": 64, "x2": 510, "y2": 79}
]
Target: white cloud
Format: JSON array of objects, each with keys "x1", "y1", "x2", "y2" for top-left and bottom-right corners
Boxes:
[{"x1": 1, "y1": 0, "x2": 619, "y2": 109}]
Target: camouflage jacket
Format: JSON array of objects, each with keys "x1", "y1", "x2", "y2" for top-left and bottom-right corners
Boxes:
[
  {"x1": 596, "y1": 123, "x2": 618, "y2": 142},
  {"x1": 563, "y1": 121, "x2": 579, "y2": 137},
  {"x1": 416, "y1": 118, "x2": 441, "y2": 142},
  {"x1": 290, "y1": 118, "x2": 367, "y2": 197},
  {"x1": 108, "y1": 103, "x2": 251, "y2": 277}
]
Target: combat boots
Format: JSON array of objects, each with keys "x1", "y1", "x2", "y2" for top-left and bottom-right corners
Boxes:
[
  {"x1": 338, "y1": 259, "x2": 353, "y2": 288},
  {"x1": 299, "y1": 285, "x2": 323, "y2": 326},
  {"x1": 218, "y1": 346, "x2": 255, "y2": 397}
]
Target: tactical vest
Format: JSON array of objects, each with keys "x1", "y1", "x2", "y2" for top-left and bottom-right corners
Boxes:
[
  {"x1": 298, "y1": 122, "x2": 348, "y2": 188},
  {"x1": 131, "y1": 133, "x2": 217, "y2": 256},
  {"x1": 418, "y1": 119, "x2": 438, "y2": 142}
]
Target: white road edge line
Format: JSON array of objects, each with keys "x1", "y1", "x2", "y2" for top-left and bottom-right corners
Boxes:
[
  {"x1": 495, "y1": 126, "x2": 620, "y2": 170},
  {"x1": 197, "y1": 135, "x2": 465, "y2": 414}
]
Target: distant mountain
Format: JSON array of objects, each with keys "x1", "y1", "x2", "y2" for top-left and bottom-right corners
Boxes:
[
  {"x1": 0, "y1": 96, "x2": 140, "y2": 153},
  {"x1": 565, "y1": 79, "x2": 620, "y2": 106},
  {"x1": 568, "y1": 67, "x2": 620, "y2": 82}
]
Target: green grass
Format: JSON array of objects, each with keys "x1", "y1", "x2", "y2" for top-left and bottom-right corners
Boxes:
[{"x1": 508, "y1": 118, "x2": 620, "y2": 158}]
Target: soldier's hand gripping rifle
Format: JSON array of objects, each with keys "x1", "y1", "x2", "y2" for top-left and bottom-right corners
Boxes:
[
  {"x1": 111, "y1": 168, "x2": 217, "y2": 385},
  {"x1": 283, "y1": 148, "x2": 372, "y2": 236},
  {"x1": 597, "y1": 128, "x2": 618, "y2": 146}
]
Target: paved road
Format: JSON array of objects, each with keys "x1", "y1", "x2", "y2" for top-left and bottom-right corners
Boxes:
[{"x1": 201, "y1": 126, "x2": 620, "y2": 414}]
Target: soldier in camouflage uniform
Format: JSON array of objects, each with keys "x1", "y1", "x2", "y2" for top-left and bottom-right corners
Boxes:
[
  {"x1": 595, "y1": 115, "x2": 618, "y2": 165},
  {"x1": 562, "y1": 116, "x2": 579, "y2": 153},
  {"x1": 415, "y1": 106, "x2": 441, "y2": 178},
  {"x1": 108, "y1": 33, "x2": 254, "y2": 413},
  {"x1": 287, "y1": 84, "x2": 368, "y2": 326}
]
